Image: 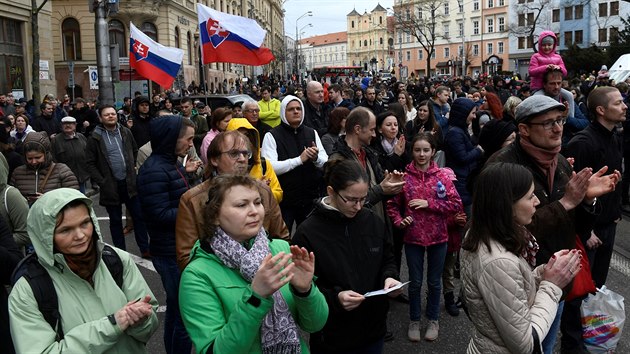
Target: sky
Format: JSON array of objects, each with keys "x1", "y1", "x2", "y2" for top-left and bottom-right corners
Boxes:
[{"x1": 283, "y1": 0, "x2": 394, "y2": 39}]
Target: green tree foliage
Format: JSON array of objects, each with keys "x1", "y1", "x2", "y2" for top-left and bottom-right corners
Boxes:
[
  {"x1": 608, "y1": 15, "x2": 630, "y2": 65},
  {"x1": 562, "y1": 44, "x2": 608, "y2": 76}
]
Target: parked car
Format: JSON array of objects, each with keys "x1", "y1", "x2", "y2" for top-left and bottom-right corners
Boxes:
[{"x1": 170, "y1": 94, "x2": 253, "y2": 111}]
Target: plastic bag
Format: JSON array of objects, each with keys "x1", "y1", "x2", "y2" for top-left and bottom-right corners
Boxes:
[{"x1": 581, "y1": 286, "x2": 626, "y2": 353}]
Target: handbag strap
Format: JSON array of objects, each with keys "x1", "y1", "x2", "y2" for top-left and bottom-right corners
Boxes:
[{"x1": 39, "y1": 163, "x2": 56, "y2": 194}]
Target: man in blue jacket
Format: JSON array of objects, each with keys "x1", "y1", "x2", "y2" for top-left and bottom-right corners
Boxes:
[{"x1": 137, "y1": 115, "x2": 196, "y2": 354}]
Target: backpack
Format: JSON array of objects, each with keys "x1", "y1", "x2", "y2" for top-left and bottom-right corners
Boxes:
[{"x1": 10, "y1": 244, "x2": 124, "y2": 341}]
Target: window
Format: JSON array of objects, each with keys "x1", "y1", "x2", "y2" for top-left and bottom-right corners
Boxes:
[
  {"x1": 62, "y1": 18, "x2": 82, "y2": 60},
  {"x1": 459, "y1": 2, "x2": 463, "y2": 12},
  {"x1": 611, "y1": 1, "x2": 619, "y2": 16},
  {"x1": 406, "y1": 8, "x2": 411, "y2": 20},
  {"x1": 488, "y1": 0, "x2": 493, "y2": 8},
  {"x1": 459, "y1": 22, "x2": 464, "y2": 37},
  {"x1": 418, "y1": 50, "x2": 423, "y2": 60},
  {"x1": 498, "y1": 42, "x2": 504, "y2": 54},
  {"x1": 108, "y1": 19, "x2": 125, "y2": 58},
  {"x1": 575, "y1": 5, "x2": 583, "y2": 19},
  {"x1": 444, "y1": 24, "x2": 450, "y2": 38},
  {"x1": 473, "y1": 21, "x2": 479, "y2": 35},
  {"x1": 444, "y1": 47, "x2": 450, "y2": 58},
  {"x1": 473, "y1": 0, "x2": 479, "y2": 11},
  {"x1": 518, "y1": 36, "x2": 525, "y2": 49},
  {"x1": 406, "y1": 51, "x2": 411, "y2": 61},
  {"x1": 499, "y1": 0, "x2": 504, "y2": 5},
  {"x1": 187, "y1": 31, "x2": 192, "y2": 65},
  {"x1": 473, "y1": 44, "x2": 479, "y2": 56},
  {"x1": 527, "y1": 36, "x2": 534, "y2": 48},
  {"x1": 498, "y1": 17, "x2": 505, "y2": 32},
  {"x1": 487, "y1": 43, "x2": 493, "y2": 55},
  {"x1": 379, "y1": 16, "x2": 383, "y2": 24},
  {"x1": 174, "y1": 26, "x2": 180, "y2": 48},
  {"x1": 141, "y1": 22, "x2": 157, "y2": 41},
  {"x1": 352, "y1": 21, "x2": 355, "y2": 28},
  {"x1": 431, "y1": 49, "x2": 436, "y2": 59},
  {"x1": 564, "y1": 31, "x2": 573, "y2": 45},
  {"x1": 552, "y1": 9, "x2": 559, "y2": 22},
  {"x1": 599, "y1": 28, "x2": 607, "y2": 42},
  {"x1": 458, "y1": 45, "x2": 463, "y2": 56},
  {"x1": 444, "y1": 2, "x2": 449, "y2": 15},
  {"x1": 611, "y1": 27, "x2": 620, "y2": 41},
  {"x1": 364, "y1": 40, "x2": 367, "y2": 46},
  {"x1": 599, "y1": 3, "x2": 607, "y2": 17},
  {"x1": 565, "y1": 7, "x2": 573, "y2": 20},
  {"x1": 398, "y1": 31, "x2": 402, "y2": 45},
  {"x1": 380, "y1": 37, "x2": 383, "y2": 45},
  {"x1": 487, "y1": 18, "x2": 494, "y2": 33},
  {"x1": 518, "y1": 14, "x2": 525, "y2": 27},
  {"x1": 406, "y1": 33, "x2": 411, "y2": 43}
]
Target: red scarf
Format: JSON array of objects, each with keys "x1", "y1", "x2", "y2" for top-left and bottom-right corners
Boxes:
[{"x1": 519, "y1": 136, "x2": 561, "y2": 192}]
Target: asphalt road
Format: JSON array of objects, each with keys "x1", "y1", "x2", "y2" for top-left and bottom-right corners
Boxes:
[{"x1": 88, "y1": 193, "x2": 630, "y2": 353}]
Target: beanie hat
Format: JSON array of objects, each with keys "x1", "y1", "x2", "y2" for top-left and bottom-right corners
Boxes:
[
  {"x1": 541, "y1": 36, "x2": 555, "y2": 45},
  {"x1": 450, "y1": 98, "x2": 476, "y2": 120},
  {"x1": 478, "y1": 119, "x2": 517, "y2": 157},
  {"x1": 136, "y1": 96, "x2": 150, "y2": 105},
  {"x1": 515, "y1": 95, "x2": 565, "y2": 124}
]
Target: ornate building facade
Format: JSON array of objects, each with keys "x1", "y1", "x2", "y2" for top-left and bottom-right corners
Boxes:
[{"x1": 346, "y1": 4, "x2": 395, "y2": 73}]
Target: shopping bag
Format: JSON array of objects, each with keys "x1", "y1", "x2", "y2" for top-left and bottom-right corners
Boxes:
[{"x1": 581, "y1": 286, "x2": 625, "y2": 353}]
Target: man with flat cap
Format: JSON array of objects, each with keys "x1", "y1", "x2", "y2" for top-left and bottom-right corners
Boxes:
[{"x1": 487, "y1": 94, "x2": 620, "y2": 354}]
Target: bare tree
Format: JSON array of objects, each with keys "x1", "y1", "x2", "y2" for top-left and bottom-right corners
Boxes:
[
  {"x1": 508, "y1": 0, "x2": 552, "y2": 53},
  {"x1": 392, "y1": 0, "x2": 447, "y2": 76}
]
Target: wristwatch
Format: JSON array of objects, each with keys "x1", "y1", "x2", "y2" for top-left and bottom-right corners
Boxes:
[{"x1": 107, "y1": 314, "x2": 117, "y2": 326}]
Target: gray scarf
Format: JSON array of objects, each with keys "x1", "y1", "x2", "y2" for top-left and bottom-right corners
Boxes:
[{"x1": 210, "y1": 227, "x2": 301, "y2": 354}]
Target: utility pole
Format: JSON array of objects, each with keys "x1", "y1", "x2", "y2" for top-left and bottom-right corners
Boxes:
[{"x1": 94, "y1": 0, "x2": 114, "y2": 105}]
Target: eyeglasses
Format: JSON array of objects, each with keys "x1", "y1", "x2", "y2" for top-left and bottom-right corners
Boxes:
[
  {"x1": 335, "y1": 191, "x2": 368, "y2": 205},
  {"x1": 221, "y1": 150, "x2": 252, "y2": 159},
  {"x1": 245, "y1": 109, "x2": 260, "y2": 113},
  {"x1": 528, "y1": 118, "x2": 566, "y2": 130}
]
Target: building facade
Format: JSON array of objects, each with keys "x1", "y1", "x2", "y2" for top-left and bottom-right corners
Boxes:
[
  {"x1": 299, "y1": 32, "x2": 348, "y2": 72},
  {"x1": 346, "y1": 4, "x2": 395, "y2": 73}
]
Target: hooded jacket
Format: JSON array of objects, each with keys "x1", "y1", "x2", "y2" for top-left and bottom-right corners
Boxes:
[
  {"x1": 227, "y1": 118, "x2": 283, "y2": 202},
  {"x1": 0, "y1": 154, "x2": 29, "y2": 249},
  {"x1": 11, "y1": 132, "x2": 79, "y2": 197},
  {"x1": 8, "y1": 188, "x2": 159, "y2": 353},
  {"x1": 258, "y1": 97, "x2": 282, "y2": 127},
  {"x1": 386, "y1": 161, "x2": 463, "y2": 246},
  {"x1": 528, "y1": 31, "x2": 568, "y2": 91},
  {"x1": 261, "y1": 96, "x2": 327, "y2": 207},
  {"x1": 0, "y1": 195, "x2": 21, "y2": 354},
  {"x1": 137, "y1": 116, "x2": 190, "y2": 256}
]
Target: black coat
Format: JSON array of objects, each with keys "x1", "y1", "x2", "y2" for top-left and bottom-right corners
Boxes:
[{"x1": 0, "y1": 214, "x2": 22, "y2": 354}]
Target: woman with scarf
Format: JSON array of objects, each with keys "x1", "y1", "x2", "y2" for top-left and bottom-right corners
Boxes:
[
  {"x1": 461, "y1": 163, "x2": 580, "y2": 353},
  {"x1": 9, "y1": 188, "x2": 159, "y2": 353},
  {"x1": 179, "y1": 174, "x2": 328, "y2": 354},
  {"x1": 10, "y1": 114, "x2": 33, "y2": 145}
]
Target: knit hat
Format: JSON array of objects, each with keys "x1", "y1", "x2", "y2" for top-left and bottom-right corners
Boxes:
[
  {"x1": 478, "y1": 120, "x2": 517, "y2": 157},
  {"x1": 541, "y1": 36, "x2": 555, "y2": 45},
  {"x1": 136, "y1": 96, "x2": 150, "y2": 105},
  {"x1": 450, "y1": 98, "x2": 477, "y2": 120},
  {"x1": 515, "y1": 95, "x2": 565, "y2": 124}
]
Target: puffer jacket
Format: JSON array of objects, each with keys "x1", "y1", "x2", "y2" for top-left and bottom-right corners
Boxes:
[
  {"x1": 10, "y1": 132, "x2": 79, "y2": 197},
  {"x1": 180, "y1": 238, "x2": 328, "y2": 354},
  {"x1": 461, "y1": 238, "x2": 562, "y2": 354},
  {"x1": 137, "y1": 116, "x2": 190, "y2": 256},
  {"x1": 386, "y1": 161, "x2": 462, "y2": 246},
  {"x1": 528, "y1": 31, "x2": 568, "y2": 91},
  {"x1": 444, "y1": 121, "x2": 482, "y2": 206},
  {"x1": 0, "y1": 154, "x2": 29, "y2": 249},
  {"x1": 175, "y1": 178, "x2": 289, "y2": 271},
  {"x1": 226, "y1": 118, "x2": 283, "y2": 202},
  {"x1": 8, "y1": 188, "x2": 159, "y2": 353}
]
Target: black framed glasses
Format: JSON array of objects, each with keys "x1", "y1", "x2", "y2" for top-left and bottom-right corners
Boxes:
[
  {"x1": 528, "y1": 118, "x2": 566, "y2": 130},
  {"x1": 221, "y1": 150, "x2": 252, "y2": 159},
  {"x1": 335, "y1": 191, "x2": 368, "y2": 205}
]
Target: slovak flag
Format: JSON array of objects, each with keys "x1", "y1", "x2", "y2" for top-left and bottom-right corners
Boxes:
[
  {"x1": 129, "y1": 23, "x2": 184, "y2": 88},
  {"x1": 197, "y1": 4, "x2": 275, "y2": 66}
]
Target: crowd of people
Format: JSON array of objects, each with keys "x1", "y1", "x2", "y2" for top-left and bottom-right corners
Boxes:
[{"x1": 0, "y1": 40, "x2": 628, "y2": 353}]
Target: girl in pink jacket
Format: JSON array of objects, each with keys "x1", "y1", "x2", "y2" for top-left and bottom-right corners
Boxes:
[
  {"x1": 528, "y1": 31, "x2": 574, "y2": 118},
  {"x1": 386, "y1": 132, "x2": 463, "y2": 342}
]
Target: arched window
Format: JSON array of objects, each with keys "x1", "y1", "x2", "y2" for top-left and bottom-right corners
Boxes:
[
  {"x1": 62, "y1": 18, "x2": 82, "y2": 60},
  {"x1": 187, "y1": 31, "x2": 193, "y2": 65},
  {"x1": 141, "y1": 22, "x2": 157, "y2": 41},
  {"x1": 364, "y1": 40, "x2": 367, "y2": 46},
  {"x1": 175, "y1": 26, "x2": 180, "y2": 48},
  {"x1": 108, "y1": 20, "x2": 125, "y2": 58}
]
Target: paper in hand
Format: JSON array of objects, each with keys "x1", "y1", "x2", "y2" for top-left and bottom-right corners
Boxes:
[{"x1": 364, "y1": 281, "x2": 410, "y2": 297}]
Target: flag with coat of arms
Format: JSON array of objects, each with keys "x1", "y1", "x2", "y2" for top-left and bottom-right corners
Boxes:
[
  {"x1": 197, "y1": 4, "x2": 275, "y2": 66},
  {"x1": 129, "y1": 23, "x2": 184, "y2": 88}
]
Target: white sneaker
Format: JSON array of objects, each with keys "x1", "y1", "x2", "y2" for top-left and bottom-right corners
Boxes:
[
  {"x1": 424, "y1": 320, "x2": 439, "y2": 341},
  {"x1": 408, "y1": 321, "x2": 421, "y2": 342}
]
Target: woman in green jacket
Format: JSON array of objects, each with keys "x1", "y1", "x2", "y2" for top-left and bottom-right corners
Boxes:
[
  {"x1": 179, "y1": 175, "x2": 328, "y2": 354},
  {"x1": 9, "y1": 188, "x2": 159, "y2": 353}
]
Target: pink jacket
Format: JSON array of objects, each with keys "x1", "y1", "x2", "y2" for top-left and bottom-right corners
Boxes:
[
  {"x1": 528, "y1": 31, "x2": 567, "y2": 90},
  {"x1": 386, "y1": 161, "x2": 463, "y2": 247}
]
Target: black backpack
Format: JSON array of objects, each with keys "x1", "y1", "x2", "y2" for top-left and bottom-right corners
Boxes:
[{"x1": 11, "y1": 244, "x2": 124, "y2": 341}]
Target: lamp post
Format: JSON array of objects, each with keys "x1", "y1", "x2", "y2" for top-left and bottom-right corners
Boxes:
[
  {"x1": 295, "y1": 11, "x2": 313, "y2": 77},
  {"x1": 298, "y1": 24, "x2": 312, "y2": 73}
]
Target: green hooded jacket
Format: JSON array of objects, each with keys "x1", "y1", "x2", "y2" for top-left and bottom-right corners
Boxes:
[{"x1": 9, "y1": 188, "x2": 159, "y2": 353}]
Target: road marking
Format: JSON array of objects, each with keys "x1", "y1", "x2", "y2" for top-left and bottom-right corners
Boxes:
[
  {"x1": 157, "y1": 306, "x2": 166, "y2": 313},
  {"x1": 128, "y1": 252, "x2": 157, "y2": 272},
  {"x1": 611, "y1": 251, "x2": 630, "y2": 277}
]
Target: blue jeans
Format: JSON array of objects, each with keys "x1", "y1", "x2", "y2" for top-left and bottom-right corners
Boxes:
[
  {"x1": 152, "y1": 255, "x2": 191, "y2": 354},
  {"x1": 104, "y1": 180, "x2": 149, "y2": 253},
  {"x1": 406, "y1": 242, "x2": 448, "y2": 321},
  {"x1": 542, "y1": 300, "x2": 564, "y2": 354}
]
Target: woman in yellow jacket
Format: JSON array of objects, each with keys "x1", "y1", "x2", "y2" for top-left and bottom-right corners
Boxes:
[{"x1": 226, "y1": 118, "x2": 283, "y2": 203}]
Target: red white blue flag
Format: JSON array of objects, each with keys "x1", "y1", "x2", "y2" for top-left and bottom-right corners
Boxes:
[
  {"x1": 197, "y1": 4, "x2": 275, "y2": 66},
  {"x1": 129, "y1": 23, "x2": 184, "y2": 88}
]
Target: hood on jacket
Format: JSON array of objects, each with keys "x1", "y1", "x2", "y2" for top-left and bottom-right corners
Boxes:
[
  {"x1": 405, "y1": 160, "x2": 443, "y2": 179},
  {"x1": 537, "y1": 31, "x2": 558, "y2": 55},
  {"x1": 23, "y1": 131, "x2": 53, "y2": 169},
  {"x1": 448, "y1": 98, "x2": 476, "y2": 130},
  {"x1": 226, "y1": 118, "x2": 261, "y2": 164},
  {"x1": 0, "y1": 152, "x2": 8, "y2": 190},
  {"x1": 280, "y1": 95, "x2": 305, "y2": 127},
  {"x1": 149, "y1": 115, "x2": 184, "y2": 159},
  {"x1": 27, "y1": 188, "x2": 103, "y2": 268}
]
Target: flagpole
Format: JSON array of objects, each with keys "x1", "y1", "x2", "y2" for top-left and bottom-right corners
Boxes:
[{"x1": 202, "y1": 63, "x2": 208, "y2": 106}]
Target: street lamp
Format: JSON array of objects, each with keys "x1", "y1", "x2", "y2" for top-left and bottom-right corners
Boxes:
[
  {"x1": 295, "y1": 11, "x2": 313, "y2": 77},
  {"x1": 298, "y1": 25, "x2": 311, "y2": 72}
]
